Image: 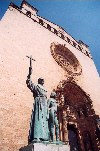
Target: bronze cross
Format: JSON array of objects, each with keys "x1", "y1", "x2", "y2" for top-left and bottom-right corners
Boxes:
[{"x1": 26, "y1": 55, "x2": 35, "y2": 68}]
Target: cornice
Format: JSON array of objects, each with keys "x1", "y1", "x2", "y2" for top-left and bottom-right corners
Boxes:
[{"x1": 8, "y1": 1, "x2": 92, "y2": 60}]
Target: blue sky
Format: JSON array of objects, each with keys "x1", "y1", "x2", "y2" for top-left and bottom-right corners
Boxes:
[{"x1": 0, "y1": 0, "x2": 100, "y2": 73}]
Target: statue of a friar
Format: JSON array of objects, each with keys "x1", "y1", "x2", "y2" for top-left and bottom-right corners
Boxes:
[{"x1": 26, "y1": 56, "x2": 49, "y2": 142}]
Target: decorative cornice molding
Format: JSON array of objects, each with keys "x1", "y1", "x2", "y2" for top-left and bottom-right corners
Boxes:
[{"x1": 9, "y1": 1, "x2": 92, "y2": 60}]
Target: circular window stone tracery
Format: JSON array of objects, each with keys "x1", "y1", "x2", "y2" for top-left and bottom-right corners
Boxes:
[{"x1": 50, "y1": 43, "x2": 82, "y2": 76}]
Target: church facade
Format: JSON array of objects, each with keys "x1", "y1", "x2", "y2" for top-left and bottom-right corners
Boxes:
[{"x1": 0, "y1": 1, "x2": 100, "y2": 150}]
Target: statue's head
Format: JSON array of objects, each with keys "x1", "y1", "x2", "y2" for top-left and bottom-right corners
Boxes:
[
  {"x1": 50, "y1": 92, "x2": 56, "y2": 99},
  {"x1": 38, "y1": 77, "x2": 44, "y2": 85}
]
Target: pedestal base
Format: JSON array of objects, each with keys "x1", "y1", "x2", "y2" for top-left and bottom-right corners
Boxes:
[{"x1": 19, "y1": 142, "x2": 70, "y2": 151}]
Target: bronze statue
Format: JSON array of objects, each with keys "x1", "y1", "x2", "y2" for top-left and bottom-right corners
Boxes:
[
  {"x1": 26, "y1": 55, "x2": 49, "y2": 142},
  {"x1": 48, "y1": 92, "x2": 59, "y2": 142}
]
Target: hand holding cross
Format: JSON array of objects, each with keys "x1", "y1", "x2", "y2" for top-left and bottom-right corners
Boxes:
[{"x1": 26, "y1": 55, "x2": 35, "y2": 78}]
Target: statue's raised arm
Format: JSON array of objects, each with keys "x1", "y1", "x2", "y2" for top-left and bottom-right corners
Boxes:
[
  {"x1": 26, "y1": 55, "x2": 35, "y2": 79},
  {"x1": 26, "y1": 55, "x2": 35, "y2": 91}
]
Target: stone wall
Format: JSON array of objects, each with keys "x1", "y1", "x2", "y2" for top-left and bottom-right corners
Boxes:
[{"x1": 0, "y1": 1, "x2": 100, "y2": 151}]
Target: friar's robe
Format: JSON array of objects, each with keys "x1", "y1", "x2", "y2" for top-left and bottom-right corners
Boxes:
[{"x1": 27, "y1": 78, "x2": 49, "y2": 141}]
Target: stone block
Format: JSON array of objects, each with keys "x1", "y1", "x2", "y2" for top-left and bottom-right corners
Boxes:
[{"x1": 19, "y1": 143, "x2": 70, "y2": 151}]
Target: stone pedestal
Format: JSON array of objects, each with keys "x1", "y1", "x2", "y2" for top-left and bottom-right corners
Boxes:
[{"x1": 19, "y1": 142, "x2": 70, "y2": 151}]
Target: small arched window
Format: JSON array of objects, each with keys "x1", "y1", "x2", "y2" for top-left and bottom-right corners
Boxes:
[
  {"x1": 73, "y1": 41, "x2": 77, "y2": 47},
  {"x1": 86, "y1": 51, "x2": 90, "y2": 57},
  {"x1": 26, "y1": 11, "x2": 31, "y2": 18},
  {"x1": 61, "y1": 33, "x2": 64, "y2": 39},
  {"x1": 78, "y1": 45, "x2": 82, "y2": 51},
  {"x1": 47, "y1": 24, "x2": 51, "y2": 31},
  {"x1": 54, "y1": 29, "x2": 58, "y2": 35},
  {"x1": 39, "y1": 19, "x2": 44, "y2": 26},
  {"x1": 67, "y1": 37, "x2": 70, "y2": 43}
]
